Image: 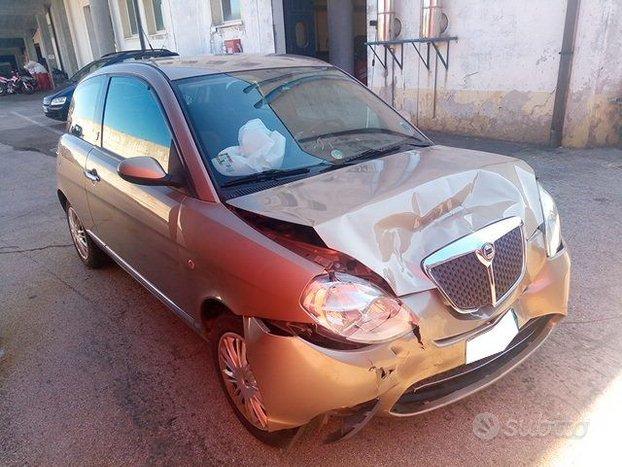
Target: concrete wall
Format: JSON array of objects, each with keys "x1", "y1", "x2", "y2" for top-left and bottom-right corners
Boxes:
[
  {"x1": 367, "y1": 0, "x2": 620, "y2": 147},
  {"x1": 61, "y1": 0, "x2": 277, "y2": 68},
  {"x1": 108, "y1": 0, "x2": 180, "y2": 52},
  {"x1": 367, "y1": 0, "x2": 566, "y2": 144},
  {"x1": 50, "y1": 0, "x2": 79, "y2": 75},
  {"x1": 563, "y1": 0, "x2": 621, "y2": 147},
  {"x1": 107, "y1": 0, "x2": 275, "y2": 56},
  {"x1": 63, "y1": 0, "x2": 97, "y2": 66},
  {"x1": 272, "y1": 0, "x2": 286, "y2": 54}
]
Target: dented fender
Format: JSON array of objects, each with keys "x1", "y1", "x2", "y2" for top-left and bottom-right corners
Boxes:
[
  {"x1": 243, "y1": 247, "x2": 569, "y2": 431},
  {"x1": 243, "y1": 317, "x2": 415, "y2": 431}
]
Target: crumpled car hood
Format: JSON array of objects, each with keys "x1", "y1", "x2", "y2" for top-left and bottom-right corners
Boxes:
[{"x1": 229, "y1": 145, "x2": 544, "y2": 296}]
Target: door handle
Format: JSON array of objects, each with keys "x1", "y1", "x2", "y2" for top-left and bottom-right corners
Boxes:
[
  {"x1": 84, "y1": 168, "x2": 100, "y2": 182},
  {"x1": 71, "y1": 124, "x2": 83, "y2": 137}
]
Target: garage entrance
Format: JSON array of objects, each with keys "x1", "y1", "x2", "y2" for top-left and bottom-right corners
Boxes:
[{"x1": 0, "y1": 54, "x2": 18, "y2": 77}]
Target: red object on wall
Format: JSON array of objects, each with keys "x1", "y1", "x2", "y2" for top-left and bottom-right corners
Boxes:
[
  {"x1": 35, "y1": 73, "x2": 53, "y2": 91},
  {"x1": 224, "y1": 39, "x2": 243, "y2": 54}
]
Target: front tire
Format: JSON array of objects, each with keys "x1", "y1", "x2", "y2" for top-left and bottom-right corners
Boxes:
[
  {"x1": 66, "y1": 204, "x2": 107, "y2": 268},
  {"x1": 211, "y1": 315, "x2": 298, "y2": 447}
]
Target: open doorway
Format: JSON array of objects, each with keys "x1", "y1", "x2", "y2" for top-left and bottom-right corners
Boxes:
[
  {"x1": 0, "y1": 55, "x2": 18, "y2": 77},
  {"x1": 282, "y1": 0, "x2": 368, "y2": 84}
]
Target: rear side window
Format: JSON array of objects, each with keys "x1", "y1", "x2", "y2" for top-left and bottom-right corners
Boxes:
[
  {"x1": 102, "y1": 76, "x2": 174, "y2": 171},
  {"x1": 68, "y1": 75, "x2": 106, "y2": 145}
]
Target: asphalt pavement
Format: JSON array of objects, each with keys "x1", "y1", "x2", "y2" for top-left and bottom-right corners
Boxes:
[{"x1": 1, "y1": 93, "x2": 621, "y2": 465}]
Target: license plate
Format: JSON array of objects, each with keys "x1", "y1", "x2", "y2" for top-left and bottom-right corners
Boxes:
[{"x1": 466, "y1": 310, "x2": 519, "y2": 364}]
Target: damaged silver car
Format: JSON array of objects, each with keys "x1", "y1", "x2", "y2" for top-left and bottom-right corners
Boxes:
[{"x1": 56, "y1": 55, "x2": 570, "y2": 446}]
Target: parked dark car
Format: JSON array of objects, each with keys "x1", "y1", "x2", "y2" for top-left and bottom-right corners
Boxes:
[{"x1": 42, "y1": 49, "x2": 178, "y2": 121}]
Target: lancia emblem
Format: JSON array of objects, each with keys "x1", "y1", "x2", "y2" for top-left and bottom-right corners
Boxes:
[{"x1": 479, "y1": 242, "x2": 496, "y2": 262}]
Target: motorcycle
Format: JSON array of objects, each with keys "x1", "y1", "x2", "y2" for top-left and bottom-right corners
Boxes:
[{"x1": 0, "y1": 70, "x2": 37, "y2": 96}]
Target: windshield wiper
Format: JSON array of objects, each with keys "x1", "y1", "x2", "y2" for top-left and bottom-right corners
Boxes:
[
  {"x1": 220, "y1": 165, "x2": 325, "y2": 188},
  {"x1": 254, "y1": 74, "x2": 350, "y2": 108},
  {"x1": 338, "y1": 140, "x2": 431, "y2": 166},
  {"x1": 219, "y1": 140, "x2": 429, "y2": 188},
  {"x1": 243, "y1": 68, "x2": 329, "y2": 95}
]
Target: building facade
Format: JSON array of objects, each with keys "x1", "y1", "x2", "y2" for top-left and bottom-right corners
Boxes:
[
  {"x1": 366, "y1": 0, "x2": 621, "y2": 148},
  {"x1": 30, "y1": 0, "x2": 622, "y2": 148},
  {"x1": 60, "y1": 0, "x2": 279, "y2": 66}
]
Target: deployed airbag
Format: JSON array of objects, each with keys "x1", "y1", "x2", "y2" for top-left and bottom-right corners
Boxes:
[{"x1": 212, "y1": 119, "x2": 286, "y2": 176}]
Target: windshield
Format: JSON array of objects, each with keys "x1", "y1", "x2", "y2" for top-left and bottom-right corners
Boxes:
[
  {"x1": 175, "y1": 66, "x2": 431, "y2": 193},
  {"x1": 71, "y1": 58, "x2": 109, "y2": 82}
]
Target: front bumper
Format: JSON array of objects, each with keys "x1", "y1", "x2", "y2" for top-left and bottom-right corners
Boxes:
[
  {"x1": 42, "y1": 104, "x2": 68, "y2": 121},
  {"x1": 245, "y1": 235, "x2": 570, "y2": 432}
]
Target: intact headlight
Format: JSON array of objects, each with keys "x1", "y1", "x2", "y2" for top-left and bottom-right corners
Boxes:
[
  {"x1": 538, "y1": 183, "x2": 562, "y2": 256},
  {"x1": 301, "y1": 272, "x2": 417, "y2": 344},
  {"x1": 50, "y1": 96, "x2": 67, "y2": 106}
]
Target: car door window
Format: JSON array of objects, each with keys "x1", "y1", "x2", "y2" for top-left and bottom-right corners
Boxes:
[
  {"x1": 102, "y1": 76, "x2": 174, "y2": 172},
  {"x1": 68, "y1": 75, "x2": 106, "y2": 145}
]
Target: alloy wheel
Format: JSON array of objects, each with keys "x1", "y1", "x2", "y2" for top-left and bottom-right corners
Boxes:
[
  {"x1": 67, "y1": 207, "x2": 89, "y2": 260},
  {"x1": 218, "y1": 332, "x2": 269, "y2": 430}
]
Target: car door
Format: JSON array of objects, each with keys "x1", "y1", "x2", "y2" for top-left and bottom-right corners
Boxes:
[
  {"x1": 57, "y1": 74, "x2": 107, "y2": 231},
  {"x1": 85, "y1": 75, "x2": 190, "y2": 314}
]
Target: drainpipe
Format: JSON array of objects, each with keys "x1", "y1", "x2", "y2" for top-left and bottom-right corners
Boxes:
[{"x1": 549, "y1": 0, "x2": 580, "y2": 147}]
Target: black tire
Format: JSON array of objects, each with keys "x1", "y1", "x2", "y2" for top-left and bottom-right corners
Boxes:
[
  {"x1": 0, "y1": 84, "x2": 6, "y2": 97},
  {"x1": 211, "y1": 314, "x2": 298, "y2": 448},
  {"x1": 65, "y1": 204, "x2": 107, "y2": 268}
]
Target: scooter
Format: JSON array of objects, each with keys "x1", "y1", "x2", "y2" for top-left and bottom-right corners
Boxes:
[{"x1": 0, "y1": 71, "x2": 37, "y2": 96}]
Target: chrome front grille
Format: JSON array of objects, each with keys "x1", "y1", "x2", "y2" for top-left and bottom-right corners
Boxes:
[
  {"x1": 426, "y1": 252, "x2": 492, "y2": 310},
  {"x1": 423, "y1": 218, "x2": 525, "y2": 313},
  {"x1": 491, "y1": 227, "x2": 524, "y2": 298}
]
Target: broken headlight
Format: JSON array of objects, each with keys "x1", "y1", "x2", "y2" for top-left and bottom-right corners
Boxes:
[
  {"x1": 301, "y1": 272, "x2": 417, "y2": 344},
  {"x1": 538, "y1": 182, "x2": 562, "y2": 257}
]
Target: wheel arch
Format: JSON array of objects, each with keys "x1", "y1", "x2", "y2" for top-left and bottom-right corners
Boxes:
[
  {"x1": 200, "y1": 297, "x2": 240, "y2": 335},
  {"x1": 57, "y1": 189, "x2": 68, "y2": 212}
]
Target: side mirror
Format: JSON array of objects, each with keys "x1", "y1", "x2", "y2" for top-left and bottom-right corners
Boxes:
[{"x1": 117, "y1": 156, "x2": 180, "y2": 186}]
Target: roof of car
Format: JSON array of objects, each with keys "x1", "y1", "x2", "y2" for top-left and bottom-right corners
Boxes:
[
  {"x1": 102, "y1": 49, "x2": 177, "y2": 59},
  {"x1": 138, "y1": 54, "x2": 331, "y2": 80}
]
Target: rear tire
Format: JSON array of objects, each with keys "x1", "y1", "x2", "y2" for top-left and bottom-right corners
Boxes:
[
  {"x1": 66, "y1": 204, "x2": 107, "y2": 268},
  {"x1": 0, "y1": 84, "x2": 6, "y2": 97},
  {"x1": 211, "y1": 314, "x2": 298, "y2": 447}
]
